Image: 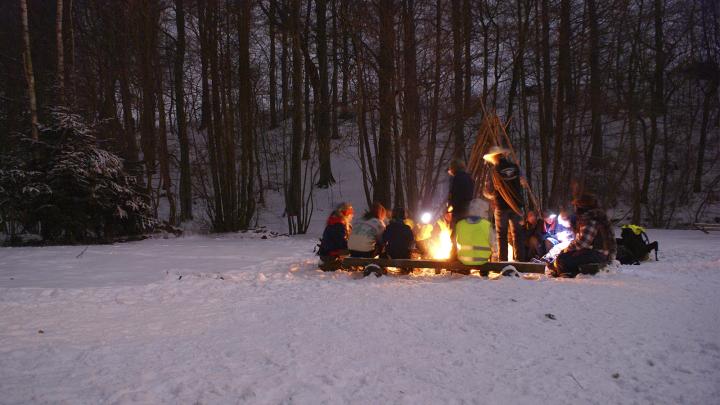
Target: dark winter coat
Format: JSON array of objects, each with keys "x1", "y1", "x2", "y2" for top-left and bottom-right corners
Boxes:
[
  {"x1": 448, "y1": 170, "x2": 475, "y2": 219},
  {"x1": 488, "y1": 158, "x2": 524, "y2": 212},
  {"x1": 519, "y1": 219, "x2": 546, "y2": 260},
  {"x1": 318, "y1": 215, "x2": 350, "y2": 257},
  {"x1": 382, "y1": 220, "x2": 415, "y2": 259}
]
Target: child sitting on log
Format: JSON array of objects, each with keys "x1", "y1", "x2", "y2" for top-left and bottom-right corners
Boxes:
[
  {"x1": 348, "y1": 202, "x2": 387, "y2": 258},
  {"x1": 317, "y1": 202, "x2": 354, "y2": 271},
  {"x1": 382, "y1": 207, "x2": 416, "y2": 259}
]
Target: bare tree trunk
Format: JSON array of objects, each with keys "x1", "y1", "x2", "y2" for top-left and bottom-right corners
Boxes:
[
  {"x1": 587, "y1": 0, "x2": 603, "y2": 192},
  {"x1": 374, "y1": 0, "x2": 396, "y2": 208},
  {"x1": 302, "y1": 63, "x2": 312, "y2": 160},
  {"x1": 316, "y1": 0, "x2": 336, "y2": 187},
  {"x1": 451, "y1": 0, "x2": 465, "y2": 159},
  {"x1": 156, "y1": 64, "x2": 176, "y2": 225},
  {"x1": 641, "y1": 0, "x2": 664, "y2": 217},
  {"x1": 20, "y1": 0, "x2": 39, "y2": 141},
  {"x1": 56, "y1": 0, "x2": 65, "y2": 104},
  {"x1": 66, "y1": 0, "x2": 75, "y2": 104},
  {"x1": 288, "y1": 0, "x2": 304, "y2": 231},
  {"x1": 693, "y1": 82, "x2": 716, "y2": 192},
  {"x1": 175, "y1": 0, "x2": 192, "y2": 220},
  {"x1": 550, "y1": 0, "x2": 570, "y2": 207},
  {"x1": 480, "y1": 3, "x2": 489, "y2": 106},
  {"x1": 539, "y1": 0, "x2": 553, "y2": 204},
  {"x1": 341, "y1": 0, "x2": 350, "y2": 106},
  {"x1": 506, "y1": 0, "x2": 530, "y2": 119},
  {"x1": 330, "y1": 0, "x2": 340, "y2": 139},
  {"x1": 238, "y1": 0, "x2": 255, "y2": 227},
  {"x1": 626, "y1": 0, "x2": 644, "y2": 224},
  {"x1": 138, "y1": 0, "x2": 159, "y2": 193},
  {"x1": 281, "y1": 26, "x2": 289, "y2": 120},
  {"x1": 463, "y1": 0, "x2": 471, "y2": 110},
  {"x1": 402, "y1": 0, "x2": 419, "y2": 214},
  {"x1": 269, "y1": 0, "x2": 278, "y2": 128},
  {"x1": 422, "y1": 0, "x2": 442, "y2": 207},
  {"x1": 118, "y1": 17, "x2": 140, "y2": 172},
  {"x1": 393, "y1": 111, "x2": 405, "y2": 210}
]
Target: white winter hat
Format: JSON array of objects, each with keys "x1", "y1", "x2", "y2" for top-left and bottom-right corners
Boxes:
[{"x1": 467, "y1": 199, "x2": 490, "y2": 217}]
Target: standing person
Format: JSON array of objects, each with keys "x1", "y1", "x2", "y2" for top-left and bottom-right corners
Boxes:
[
  {"x1": 447, "y1": 159, "x2": 475, "y2": 223},
  {"x1": 382, "y1": 207, "x2": 415, "y2": 259},
  {"x1": 317, "y1": 202, "x2": 354, "y2": 271},
  {"x1": 446, "y1": 159, "x2": 475, "y2": 259},
  {"x1": 547, "y1": 194, "x2": 617, "y2": 277},
  {"x1": 482, "y1": 146, "x2": 526, "y2": 261},
  {"x1": 455, "y1": 199, "x2": 495, "y2": 265},
  {"x1": 348, "y1": 202, "x2": 387, "y2": 257}
]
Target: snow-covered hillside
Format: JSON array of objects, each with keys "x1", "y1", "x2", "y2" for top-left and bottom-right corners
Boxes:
[{"x1": 1, "y1": 229, "x2": 719, "y2": 404}]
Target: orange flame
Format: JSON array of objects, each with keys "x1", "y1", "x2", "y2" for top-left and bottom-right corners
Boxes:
[{"x1": 427, "y1": 220, "x2": 453, "y2": 260}]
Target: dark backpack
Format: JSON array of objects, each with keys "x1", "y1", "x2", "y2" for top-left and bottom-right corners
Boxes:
[{"x1": 616, "y1": 225, "x2": 658, "y2": 265}]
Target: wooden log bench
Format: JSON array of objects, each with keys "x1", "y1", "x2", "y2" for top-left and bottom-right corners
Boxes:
[
  {"x1": 339, "y1": 257, "x2": 546, "y2": 276},
  {"x1": 693, "y1": 223, "x2": 720, "y2": 234}
]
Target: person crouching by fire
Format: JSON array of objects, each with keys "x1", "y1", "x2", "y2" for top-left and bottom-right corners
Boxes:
[
  {"x1": 455, "y1": 199, "x2": 495, "y2": 265},
  {"x1": 317, "y1": 202, "x2": 354, "y2": 271},
  {"x1": 546, "y1": 194, "x2": 617, "y2": 277},
  {"x1": 482, "y1": 146, "x2": 527, "y2": 261},
  {"x1": 446, "y1": 159, "x2": 475, "y2": 260}
]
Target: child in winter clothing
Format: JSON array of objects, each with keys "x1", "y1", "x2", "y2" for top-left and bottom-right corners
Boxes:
[
  {"x1": 318, "y1": 202, "x2": 354, "y2": 270},
  {"x1": 382, "y1": 207, "x2": 416, "y2": 259},
  {"x1": 348, "y1": 202, "x2": 387, "y2": 258},
  {"x1": 454, "y1": 199, "x2": 495, "y2": 265}
]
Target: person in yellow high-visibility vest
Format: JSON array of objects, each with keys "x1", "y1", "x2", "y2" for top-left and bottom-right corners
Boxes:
[{"x1": 455, "y1": 199, "x2": 496, "y2": 265}]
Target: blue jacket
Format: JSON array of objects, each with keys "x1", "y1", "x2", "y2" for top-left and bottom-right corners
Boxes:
[{"x1": 318, "y1": 217, "x2": 349, "y2": 256}]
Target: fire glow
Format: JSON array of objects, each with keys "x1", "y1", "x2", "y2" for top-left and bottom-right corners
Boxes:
[{"x1": 426, "y1": 220, "x2": 453, "y2": 260}]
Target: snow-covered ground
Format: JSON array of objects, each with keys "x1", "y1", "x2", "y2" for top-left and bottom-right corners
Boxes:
[{"x1": 1, "y1": 229, "x2": 719, "y2": 404}]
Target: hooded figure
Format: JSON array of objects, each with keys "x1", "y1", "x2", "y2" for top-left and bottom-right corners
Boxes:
[
  {"x1": 547, "y1": 194, "x2": 617, "y2": 277},
  {"x1": 454, "y1": 199, "x2": 495, "y2": 265}
]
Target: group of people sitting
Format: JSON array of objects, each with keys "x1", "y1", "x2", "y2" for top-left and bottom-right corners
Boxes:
[
  {"x1": 317, "y1": 146, "x2": 617, "y2": 278},
  {"x1": 515, "y1": 195, "x2": 617, "y2": 277},
  {"x1": 316, "y1": 202, "x2": 416, "y2": 266}
]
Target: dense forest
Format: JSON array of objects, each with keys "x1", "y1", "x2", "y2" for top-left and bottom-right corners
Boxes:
[{"x1": 0, "y1": 0, "x2": 718, "y2": 242}]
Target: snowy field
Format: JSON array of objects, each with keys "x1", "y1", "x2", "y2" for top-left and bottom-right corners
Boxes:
[{"x1": 1, "y1": 229, "x2": 719, "y2": 404}]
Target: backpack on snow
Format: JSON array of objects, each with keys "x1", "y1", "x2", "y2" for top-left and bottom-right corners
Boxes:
[{"x1": 616, "y1": 225, "x2": 659, "y2": 265}]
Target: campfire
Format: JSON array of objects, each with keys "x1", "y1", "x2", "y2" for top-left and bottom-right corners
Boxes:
[
  {"x1": 426, "y1": 220, "x2": 453, "y2": 260},
  {"x1": 416, "y1": 215, "x2": 454, "y2": 260}
]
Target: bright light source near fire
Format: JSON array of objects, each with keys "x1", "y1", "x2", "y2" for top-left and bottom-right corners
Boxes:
[
  {"x1": 420, "y1": 212, "x2": 432, "y2": 224},
  {"x1": 427, "y1": 220, "x2": 453, "y2": 259}
]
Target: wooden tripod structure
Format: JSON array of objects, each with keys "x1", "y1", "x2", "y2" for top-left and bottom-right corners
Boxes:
[{"x1": 467, "y1": 104, "x2": 542, "y2": 213}]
